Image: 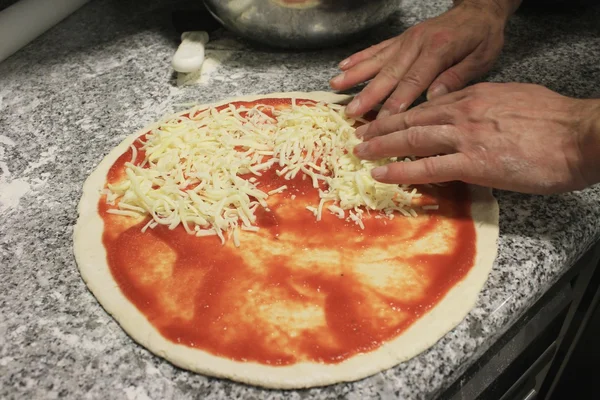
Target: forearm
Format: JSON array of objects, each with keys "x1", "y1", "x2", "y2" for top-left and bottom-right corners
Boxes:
[{"x1": 453, "y1": 0, "x2": 523, "y2": 20}]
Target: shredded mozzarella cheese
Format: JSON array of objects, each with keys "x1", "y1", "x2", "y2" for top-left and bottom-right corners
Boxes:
[{"x1": 105, "y1": 100, "x2": 434, "y2": 245}]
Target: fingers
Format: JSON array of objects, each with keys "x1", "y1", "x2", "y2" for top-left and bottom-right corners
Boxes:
[
  {"x1": 354, "y1": 126, "x2": 458, "y2": 160},
  {"x1": 414, "y1": 87, "x2": 470, "y2": 109},
  {"x1": 344, "y1": 47, "x2": 420, "y2": 117},
  {"x1": 355, "y1": 106, "x2": 455, "y2": 140},
  {"x1": 370, "y1": 153, "x2": 471, "y2": 185},
  {"x1": 330, "y1": 42, "x2": 401, "y2": 92},
  {"x1": 426, "y1": 57, "x2": 484, "y2": 100},
  {"x1": 377, "y1": 54, "x2": 453, "y2": 118},
  {"x1": 338, "y1": 37, "x2": 396, "y2": 70}
]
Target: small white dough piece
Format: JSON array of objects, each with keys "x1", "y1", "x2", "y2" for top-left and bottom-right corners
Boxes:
[{"x1": 172, "y1": 31, "x2": 209, "y2": 73}]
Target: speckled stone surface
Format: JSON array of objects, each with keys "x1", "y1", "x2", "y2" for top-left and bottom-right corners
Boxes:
[{"x1": 1, "y1": 0, "x2": 599, "y2": 399}]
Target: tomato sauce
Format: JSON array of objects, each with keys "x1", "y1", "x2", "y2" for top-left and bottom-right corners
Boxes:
[{"x1": 99, "y1": 98, "x2": 477, "y2": 365}]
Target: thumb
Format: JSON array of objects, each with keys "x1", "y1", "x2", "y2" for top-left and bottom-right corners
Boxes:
[{"x1": 427, "y1": 59, "x2": 482, "y2": 100}]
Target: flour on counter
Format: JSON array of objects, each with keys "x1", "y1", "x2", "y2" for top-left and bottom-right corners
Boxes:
[
  {"x1": 23, "y1": 145, "x2": 58, "y2": 175},
  {"x1": 0, "y1": 135, "x2": 39, "y2": 212},
  {"x1": 0, "y1": 178, "x2": 31, "y2": 212},
  {"x1": 124, "y1": 386, "x2": 152, "y2": 400},
  {"x1": 0, "y1": 135, "x2": 30, "y2": 212},
  {"x1": 82, "y1": 55, "x2": 130, "y2": 79},
  {"x1": 119, "y1": 85, "x2": 182, "y2": 133},
  {"x1": 0, "y1": 134, "x2": 15, "y2": 147},
  {"x1": 176, "y1": 50, "x2": 233, "y2": 86}
]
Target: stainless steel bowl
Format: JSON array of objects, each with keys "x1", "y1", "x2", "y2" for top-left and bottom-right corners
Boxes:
[{"x1": 203, "y1": 0, "x2": 399, "y2": 49}]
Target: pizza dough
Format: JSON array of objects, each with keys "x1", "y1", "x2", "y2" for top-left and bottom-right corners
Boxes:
[{"x1": 74, "y1": 91, "x2": 499, "y2": 389}]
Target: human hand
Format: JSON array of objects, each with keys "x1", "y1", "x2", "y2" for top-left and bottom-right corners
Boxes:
[
  {"x1": 352, "y1": 83, "x2": 600, "y2": 194},
  {"x1": 330, "y1": 0, "x2": 513, "y2": 119}
]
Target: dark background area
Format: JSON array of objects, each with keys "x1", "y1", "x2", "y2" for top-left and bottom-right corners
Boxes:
[
  {"x1": 551, "y1": 300, "x2": 600, "y2": 399},
  {"x1": 0, "y1": 0, "x2": 18, "y2": 11}
]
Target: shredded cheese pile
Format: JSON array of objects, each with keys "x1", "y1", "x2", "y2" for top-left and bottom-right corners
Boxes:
[{"x1": 105, "y1": 100, "x2": 431, "y2": 246}]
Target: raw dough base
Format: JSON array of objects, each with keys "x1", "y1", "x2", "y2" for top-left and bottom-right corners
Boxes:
[{"x1": 74, "y1": 91, "x2": 499, "y2": 389}]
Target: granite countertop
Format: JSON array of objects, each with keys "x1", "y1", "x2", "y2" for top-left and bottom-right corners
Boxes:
[{"x1": 1, "y1": 0, "x2": 599, "y2": 399}]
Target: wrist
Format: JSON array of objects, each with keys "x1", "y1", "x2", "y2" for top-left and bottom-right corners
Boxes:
[
  {"x1": 575, "y1": 99, "x2": 600, "y2": 187},
  {"x1": 453, "y1": 0, "x2": 522, "y2": 21}
]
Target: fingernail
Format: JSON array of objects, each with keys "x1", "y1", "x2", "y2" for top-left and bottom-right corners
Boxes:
[
  {"x1": 345, "y1": 97, "x2": 360, "y2": 116},
  {"x1": 354, "y1": 124, "x2": 367, "y2": 138},
  {"x1": 377, "y1": 109, "x2": 391, "y2": 120},
  {"x1": 339, "y1": 58, "x2": 350, "y2": 69},
  {"x1": 330, "y1": 73, "x2": 345, "y2": 86},
  {"x1": 354, "y1": 142, "x2": 369, "y2": 157},
  {"x1": 427, "y1": 84, "x2": 449, "y2": 100},
  {"x1": 371, "y1": 166, "x2": 388, "y2": 180}
]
